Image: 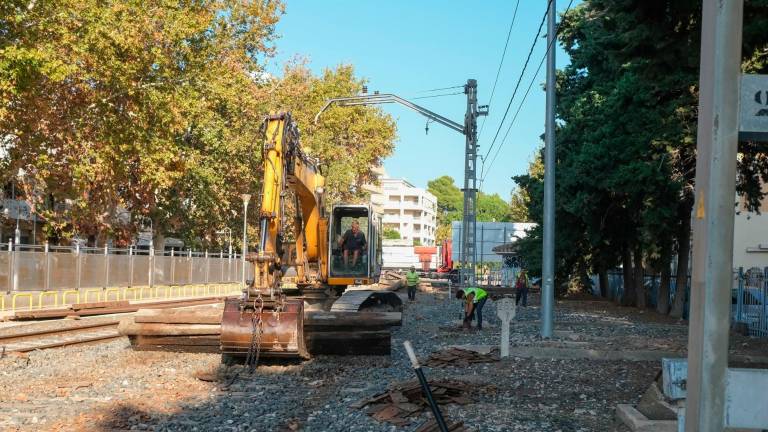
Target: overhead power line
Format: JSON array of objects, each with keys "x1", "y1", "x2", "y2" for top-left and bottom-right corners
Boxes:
[
  {"x1": 481, "y1": 0, "x2": 552, "y2": 172},
  {"x1": 481, "y1": 0, "x2": 576, "y2": 182},
  {"x1": 478, "y1": 0, "x2": 522, "y2": 140},
  {"x1": 416, "y1": 84, "x2": 465, "y2": 93},
  {"x1": 411, "y1": 91, "x2": 465, "y2": 100}
]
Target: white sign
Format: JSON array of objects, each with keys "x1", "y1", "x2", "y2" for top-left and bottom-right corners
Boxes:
[
  {"x1": 740, "y1": 74, "x2": 768, "y2": 140},
  {"x1": 496, "y1": 297, "x2": 516, "y2": 358}
]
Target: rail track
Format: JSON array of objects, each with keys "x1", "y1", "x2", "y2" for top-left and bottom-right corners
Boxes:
[{"x1": 0, "y1": 319, "x2": 122, "y2": 353}]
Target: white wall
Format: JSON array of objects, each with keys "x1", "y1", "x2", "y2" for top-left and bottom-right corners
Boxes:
[
  {"x1": 374, "y1": 178, "x2": 438, "y2": 246},
  {"x1": 733, "y1": 211, "x2": 768, "y2": 270}
]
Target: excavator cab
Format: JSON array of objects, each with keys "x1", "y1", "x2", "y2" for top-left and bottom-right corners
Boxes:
[{"x1": 329, "y1": 204, "x2": 382, "y2": 286}]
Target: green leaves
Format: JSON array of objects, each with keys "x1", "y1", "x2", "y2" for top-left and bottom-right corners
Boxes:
[{"x1": 0, "y1": 1, "x2": 396, "y2": 249}]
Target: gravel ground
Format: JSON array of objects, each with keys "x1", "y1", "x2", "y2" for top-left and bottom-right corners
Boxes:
[{"x1": 1, "y1": 290, "x2": 763, "y2": 432}]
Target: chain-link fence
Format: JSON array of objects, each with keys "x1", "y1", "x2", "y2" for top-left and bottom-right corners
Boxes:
[{"x1": 0, "y1": 242, "x2": 252, "y2": 292}]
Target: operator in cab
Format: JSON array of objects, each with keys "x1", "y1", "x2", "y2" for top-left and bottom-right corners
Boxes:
[
  {"x1": 339, "y1": 219, "x2": 367, "y2": 270},
  {"x1": 456, "y1": 287, "x2": 489, "y2": 330}
]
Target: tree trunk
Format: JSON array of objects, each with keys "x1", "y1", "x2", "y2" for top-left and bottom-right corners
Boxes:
[
  {"x1": 670, "y1": 215, "x2": 691, "y2": 318},
  {"x1": 657, "y1": 254, "x2": 671, "y2": 315},
  {"x1": 155, "y1": 232, "x2": 166, "y2": 253},
  {"x1": 622, "y1": 246, "x2": 635, "y2": 306},
  {"x1": 598, "y1": 265, "x2": 609, "y2": 298},
  {"x1": 634, "y1": 246, "x2": 646, "y2": 308}
]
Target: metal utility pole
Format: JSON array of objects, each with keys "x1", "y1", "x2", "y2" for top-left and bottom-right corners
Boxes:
[
  {"x1": 461, "y1": 80, "x2": 480, "y2": 285},
  {"x1": 685, "y1": 1, "x2": 743, "y2": 431},
  {"x1": 315, "y1": 80, "x2": 487, "y2": 285},
  {"x1": 541, "y1": 0, "x2": 557, "y2": 338}
]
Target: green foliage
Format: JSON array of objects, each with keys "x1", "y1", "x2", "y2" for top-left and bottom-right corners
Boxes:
[
  {"x1": 413, "y1": 238, "x2": 421, "y2": 246},
  {"x1": 0, "y1": 2, "x2": 396, "y2": 248},
  {"x1": 477, "y1": 192, "x2": 511, "y2": 223},
  {"x1": 508, "y1": 187, "x2": 530, "y2": 222},
  {"x1": 513, "y1": 0, "x2": 768, "y2": 300},
  {"x1": 383, "y1": 228, "x2": 400, "y2": 240},
  {"x1": 427, "y1": 176, "x2": 463, "y2": 225}
]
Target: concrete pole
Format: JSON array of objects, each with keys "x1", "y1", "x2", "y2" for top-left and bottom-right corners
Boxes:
[
  {"x1": 241, "y1": 194, "x2": 251, "y2": 290},
  {"x1": 148, "y1": 239, "x2": 154, "y2": 288},
  {"x1": 44, "y1": 242, "x2": 50, "y2": 291},
  {"x1": 541, "y1": 0, "x2": 557, "y2": 338},
  {"x1": 685, "y1": 1, "x2": 743, "y2": 431},
  {"x1": 11, "y1": 239, "x2": 18, "y2": 291}
]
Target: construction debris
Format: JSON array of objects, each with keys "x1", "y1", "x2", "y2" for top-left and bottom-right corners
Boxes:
[
  {"x1": 423, "y1": 347, "x2": 499, "y2": 368},
  {"x1": 377, "y1": 270, "x2": 407, "y2": 290},
  {"x1": 352, "y1": 379, "x2": 472, "y2": 427}
]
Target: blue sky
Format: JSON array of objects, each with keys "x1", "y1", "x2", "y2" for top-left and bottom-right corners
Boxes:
[{"x1": 267, "y1": 1, "x2": 575, "y2": 198}]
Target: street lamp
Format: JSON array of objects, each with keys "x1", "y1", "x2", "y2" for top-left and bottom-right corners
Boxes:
[
  {"x1": 241, "y1": 194, "x2": 251, "y2": 289},
  {"x1": 216, "y1": 227, "x2": 233, "y2": 257}
]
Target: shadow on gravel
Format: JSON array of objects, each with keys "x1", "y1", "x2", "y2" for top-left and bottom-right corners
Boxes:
[{"x1": 92, "y1": 355, "x2": 394, "y2": 432}]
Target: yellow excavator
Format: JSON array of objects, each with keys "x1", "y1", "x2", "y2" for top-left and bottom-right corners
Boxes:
[{"x1": 220, "y1": 112, "x2": 399, "y2": 362}]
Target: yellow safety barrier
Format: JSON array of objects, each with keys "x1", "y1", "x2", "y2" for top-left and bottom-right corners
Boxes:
[
  {"x1": 170, "y1": 286, "x2": 183, "y2": 298},
  {"x1": 104, "y1": 287, "x2": 120, "y2": 302},
  {"x1": 38, "y1": 291, "x2": 59, "y2": 310},
  {"x1": 62, "y1": 290, "x2": 80, "y2": 305},
  {"x1": 207, "y1": 285, "x2": 217, "y2": 296},
  {"x1": 123, "y1": 287, "x2": 140, "y2": 301},
  {"x1": 0, "y1": 295, "x2": 5, "y2": 311},
  {"x1": 156, "y1": 285, "x2": 170, "y2": 299},
  {"x1": 195, "y1": 286, "x2": 206, "y2": 297},
  {"x1": 12, "y1": 293, "x2": 35, "y2": 312},
  {"x1": 140, "y1": 286, "x2": 155, "y2": 300},
  {"x1": 184, "y1": 286, "x2": 195, "y2": 297},
  {"x1": 83, "y1": 288, "x2": 102, "y2": 303}
]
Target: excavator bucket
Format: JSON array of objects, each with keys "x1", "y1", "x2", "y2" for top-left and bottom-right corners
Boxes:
[{"x1": 220, "y1": 298, "x2": 309, "y2": 359}]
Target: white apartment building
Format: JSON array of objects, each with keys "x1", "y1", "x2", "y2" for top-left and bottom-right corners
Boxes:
[{"x1": 375, "y1": 178, "x2": 437, "y2": 246}]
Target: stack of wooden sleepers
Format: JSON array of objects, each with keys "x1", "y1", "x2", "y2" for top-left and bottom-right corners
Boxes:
[
  {"x1": 118, "y1": 306, "x2": 222, "y2": 352},
  {"x1": 119, "y1": 309, "x2": 402, "y2": 355}
]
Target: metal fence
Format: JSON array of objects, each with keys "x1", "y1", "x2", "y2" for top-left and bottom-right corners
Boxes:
[
  {"x1": 594, "y1": 267, "x2": 768, "y2": 338},
  {"x1": 595, "y1": 271, "x2": 691, "y2": 319},
  {"x1": 733, "y1": 267, "x2": 768, "y2": 338},
  {"x1": 0, "y1": 242, "x2": 253, "y2": 292}
]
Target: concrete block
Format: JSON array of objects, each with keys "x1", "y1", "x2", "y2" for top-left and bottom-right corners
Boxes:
[
  {"x1": 637, "y1": 382, "x2": 677, "y2": 421},
  {"x1": 616, "y1": 404, "x2": 677, "y2": 432}
]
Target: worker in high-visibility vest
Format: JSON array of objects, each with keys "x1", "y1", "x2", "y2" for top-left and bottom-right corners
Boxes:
[
  {"x1": 405, "y1": 266, "x2": 420, "y2": 301},
  {"x1": 456, "y1": 287, "x2": 488, "y2": 330}
]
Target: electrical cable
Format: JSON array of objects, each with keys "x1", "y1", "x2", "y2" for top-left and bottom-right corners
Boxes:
[
  {"x1": 416, "y1": 85, "x2": 465, "y2": 93},
  {"x1": 478, "y1": 0, "x2": 522, "y2": 141},
  {"x1": 481, "y1": 0, "x2": 552, "y2": 172},
  {"x1": 482, "y1": 0, "x2": 575, "y2": 182},
  {"x1": 411, "y1": 91, "x2": 465, "y2": 100}
]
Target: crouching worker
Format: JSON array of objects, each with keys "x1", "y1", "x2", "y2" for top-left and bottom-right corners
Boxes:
[{"x1": 456, "y1": 287, "x2": 488, "y2": 330}]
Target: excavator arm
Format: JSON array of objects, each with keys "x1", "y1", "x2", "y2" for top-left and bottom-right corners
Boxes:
[
  {"x1": 253, "y1": 112, "x2": 326, "y2": 295},
  {"x1": 221, "y1": 112, "x2": 324, "y2": 360}
]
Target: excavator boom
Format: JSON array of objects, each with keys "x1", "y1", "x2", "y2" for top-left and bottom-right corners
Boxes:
[{"x1": 220, "y1": 112, "x2": 322, "y2": 360}]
